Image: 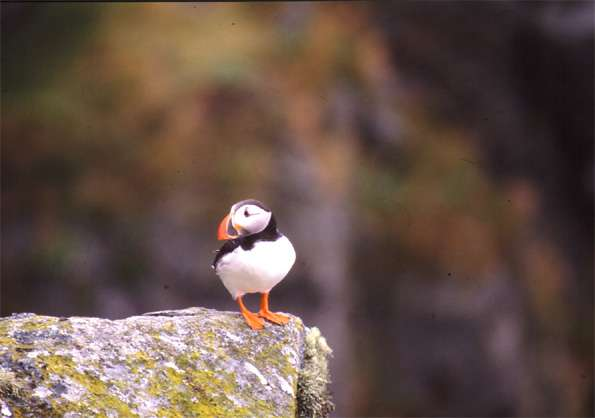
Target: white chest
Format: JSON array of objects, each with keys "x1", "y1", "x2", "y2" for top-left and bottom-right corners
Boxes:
[{"x1": 215, "y1": 236, "x2": 296, "y2": 298}]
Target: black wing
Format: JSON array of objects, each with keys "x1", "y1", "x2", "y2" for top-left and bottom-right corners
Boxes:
[
  {"x1": 212, "y1": 239, "x2": 241, "y2": 269},
  {"x1": 212, "y1": 221, "x2": 282, "y2": 269}
]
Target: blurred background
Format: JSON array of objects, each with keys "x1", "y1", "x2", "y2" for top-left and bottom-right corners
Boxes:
[{"x1": 1, "y1": 2, "x2": 593, "y2": 416}]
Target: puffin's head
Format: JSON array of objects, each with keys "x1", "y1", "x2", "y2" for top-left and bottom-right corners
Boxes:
[{"x1": 217, "y1": 199, "x2": 273, "y2": 240}]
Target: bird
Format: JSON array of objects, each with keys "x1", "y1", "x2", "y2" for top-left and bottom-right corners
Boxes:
[{"x1": 212, "y1": 199, "x2": 296, "y2": 330}]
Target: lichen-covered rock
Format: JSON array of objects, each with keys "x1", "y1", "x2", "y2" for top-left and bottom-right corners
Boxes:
[{"x1": 0, "y1": 307, "x2": 333, "y2": 417}]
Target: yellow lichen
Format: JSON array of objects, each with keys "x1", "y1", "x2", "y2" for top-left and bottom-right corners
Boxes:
[
  {"x1": 296, "y1": 327, "x2": 334, "y2": 418},
  {"x1": 39, "y1": 355, "x2": 136, "y2": 417},
  {"x1": 1, "y1": 310, "x2": 322, "y2": 418}
]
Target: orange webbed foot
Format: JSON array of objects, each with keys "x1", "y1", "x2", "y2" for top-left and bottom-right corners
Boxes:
[
  {"x1": 242, "y1": 310, "x2": 266, "y2": 330},
  {"x1": 258, "y1": 310, "x2": 290, "y2": 325},
  {"x1": 258, "y1": 292, "x2": 290, "y2": 325},
  {"x1": 237, "y1": 296, "x2": 265, "y2": 330}
]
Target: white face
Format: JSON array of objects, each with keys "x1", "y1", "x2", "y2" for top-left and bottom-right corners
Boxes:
[{"x1": 230, "y1": 203, "x2": 272, "y2": 236}]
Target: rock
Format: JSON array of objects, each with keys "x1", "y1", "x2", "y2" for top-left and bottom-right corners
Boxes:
[{"x1": 0, "y1": 307, "x2": 333, "y2": 417}]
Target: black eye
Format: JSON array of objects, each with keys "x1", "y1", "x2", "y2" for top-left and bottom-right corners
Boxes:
[{"x1": 244, "y1": 209, "x2": 249, "y2": 217}]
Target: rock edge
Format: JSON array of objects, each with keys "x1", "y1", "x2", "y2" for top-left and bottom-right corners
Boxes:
[{"x1": 0, "y1": 307, "x2": 333, "y2": 418}]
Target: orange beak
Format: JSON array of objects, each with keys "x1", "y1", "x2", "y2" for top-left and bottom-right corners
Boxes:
[{"x1": 217, "y1": 214, "x2": 239, "y2": 240}]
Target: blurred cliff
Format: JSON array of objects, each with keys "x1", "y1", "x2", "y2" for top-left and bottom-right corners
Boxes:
[{"x1": 1, "y1": 3, "x2": 593, "y2": 416}]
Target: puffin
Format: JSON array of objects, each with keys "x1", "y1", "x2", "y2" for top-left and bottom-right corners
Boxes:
[{"x1": 212, "y1": 199, "x2": 296, "y2": 330}]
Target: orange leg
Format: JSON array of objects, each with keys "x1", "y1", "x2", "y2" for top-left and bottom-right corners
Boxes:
[
  {"x1": 237, "y1": 296, "x2": 265, "y2": 330},
  {"x1": 258, "y1": 292, "x2": 290, "y2": 325}
]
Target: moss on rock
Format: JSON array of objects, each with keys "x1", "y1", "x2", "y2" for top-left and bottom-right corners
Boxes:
[
  {"x1": 0, "y1": 307, "x2": 332, "y2": 417},
  {"x1": 296, "y1": 327, "x2": 334, "y2": 418}
]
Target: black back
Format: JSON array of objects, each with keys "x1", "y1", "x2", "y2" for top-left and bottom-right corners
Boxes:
[{"x1": 212, "y1": 214, "x2": 281, "y2": 269}]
